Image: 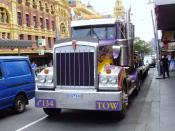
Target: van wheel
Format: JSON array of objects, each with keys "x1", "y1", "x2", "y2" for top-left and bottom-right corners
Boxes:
[
  {"x1": 13, "y1": 95, "x2": 26, "y2": 113},
  {"x1": 43, "y1": 108, "x2": 61, "y2": 117}
]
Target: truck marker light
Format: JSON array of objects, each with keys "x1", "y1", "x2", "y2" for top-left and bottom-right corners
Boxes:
[
  {"x1": 72, "y1": 40, "x2": 77, "y2": 50},
  {"x1": 44, "y1": 68, "x2": 49, "y2": 74}
]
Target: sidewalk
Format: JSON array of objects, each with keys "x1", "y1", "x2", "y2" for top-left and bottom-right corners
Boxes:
[{"x1": 138, "y1": 71, "x2": 175, "y2": 131}]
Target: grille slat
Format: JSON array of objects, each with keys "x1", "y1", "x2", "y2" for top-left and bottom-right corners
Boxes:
[
  {"x1": 78, "y1": 52, "x2": 80, "y2": 86},
  {"x1": 88, "y1": 52, "x2": 90, "y2": 86},
  {"x1": 56, "y1": 52, "x2": 94, "y2": 86}
]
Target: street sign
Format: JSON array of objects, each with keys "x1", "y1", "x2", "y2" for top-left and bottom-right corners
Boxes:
[
  {"x1": 38, "y1": 39, "x2": 46, "y2": 47},
  {"x1": 168, "y1": 42, "x2": 175, "y2": 50}
]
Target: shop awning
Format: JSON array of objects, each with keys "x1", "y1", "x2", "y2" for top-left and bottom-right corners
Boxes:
[
  {"x1": 0, "y1": 40, "x2": 33, "y2": 48},
  {"x1": 155, "y1": 3, "x2": 175, "y2": 31},
  {"x1": 154, "y1": 0, "x2": 175, "y2": 5}
]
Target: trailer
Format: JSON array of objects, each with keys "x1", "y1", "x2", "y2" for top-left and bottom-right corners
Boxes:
[{"x1": 35, "y1": 18, "x2": 149, "y2": 118}]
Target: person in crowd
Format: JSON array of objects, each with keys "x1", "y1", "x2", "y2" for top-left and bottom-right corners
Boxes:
[
  {"x1": 169, "y1": 56, "x2": 175, "y2": 72},
  {"x1": 31, "y1": 61, "x2": 37, "y2": 76},
  {"x1": 166, "y1": 53, "x2": 171, "y2": 67},
  {"x1": 160, "y1": 55, "x2": 169, "y2": 78},
  {"x1": 31, "y1": 61, "x2": 37, "y2": 69}
]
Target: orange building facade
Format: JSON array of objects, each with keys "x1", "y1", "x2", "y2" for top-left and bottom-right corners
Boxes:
[{"x1": 0, "y1": 0, "x2": 70, "y2": 65}]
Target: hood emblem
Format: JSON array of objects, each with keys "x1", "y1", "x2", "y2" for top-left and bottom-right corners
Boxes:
[{"x1": 72, "y1": 40, "x2": 77, "y2": 50}]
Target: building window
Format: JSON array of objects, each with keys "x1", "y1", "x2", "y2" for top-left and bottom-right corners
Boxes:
[
  {"x1": 39, "y1": 1, "x2": 43, "y2": 11},
  {"x1": 28, "y1": 35, "x2": 31, "y2": 40},
  {"x1": 40, "y1": 18, "x2": 43, "y2": 29},
  {"x1": 46, "y1": 19, "x2": 49, "y2": 30},
  {"x1": 25, "y1": 0, "x2": 30, "y2": 6},
  {"x1": 51, "y1": 5, "x2": 54, "y2": 14},
  {"x1": 26, "y1": 14, "x2": 30, "y2": 27},
  {"x1": 0, "y1": 8, "x2": 9, "y2": 23},
  {"x1": 48, "y1": 37, "x2": 51, "y2": 48},
  {"x1": 33, "y1": 0, "x2": 37, "y2": 8},
  {"x1": 7, "y1": 33, "x2": 10, "y2": 39},
  {"x1": 60, "y1": 23, "x2": 66, "y2": 34},
  {"x1": 45, "y1": 3, "x2": 49, "y2": 12},
  {"x1": 59, "y1": 8, "x2": 61, "y2": 15},
  {"x1": 35, "y1": 36, "x2": 38, "y2": 42},
  {"x1": 33, "y1": 16, "x2": 37, "y2": 28},
  {"x1": 19, "y1": 34, "x2": 24, "y2": 40},
  {"x1": 2, "y1": 32, "x2": 6, "y2": 39},
  {"x1": 17, "y1": 12, "x2": 22, "y2": 25},
  {"x1": 63, "y1": 11, "x2": 65, "y2": 17},
  {"x1": 17, "y1": 0, "x2": 22, "y2": 4},
  {"x1": 54, "y1": 38, "x2": 56, "y2": 44},
  {"x1": 52, "y1": 21, "x2": 55, "y2": 31}
]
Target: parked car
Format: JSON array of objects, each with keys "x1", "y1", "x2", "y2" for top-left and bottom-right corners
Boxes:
[
  {"x1": 0, "y1": 56, "x2": 35, "y2": 113},
  {"x1": 144, "y1": 56, "x2": 156, "y2": 67}
]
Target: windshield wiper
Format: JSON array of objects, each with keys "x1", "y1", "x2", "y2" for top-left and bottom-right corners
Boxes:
[{"x1": 91, "y1": 29, "x2": 100, "y2": 40}]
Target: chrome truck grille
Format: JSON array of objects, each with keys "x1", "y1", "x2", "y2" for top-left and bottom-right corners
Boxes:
[
  {"x1": 56, "y1": 52, "x2": 94, "y2": 86},
  {"x1": 54, "y1": 41, "x2": 97, "y2": 88}
]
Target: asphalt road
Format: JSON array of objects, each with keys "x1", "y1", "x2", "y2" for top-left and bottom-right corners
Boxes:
[{"x1": 0, "y1": 68, "x2": 155, "y2": 131}]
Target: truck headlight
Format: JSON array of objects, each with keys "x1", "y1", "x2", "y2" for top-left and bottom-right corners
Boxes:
[
  {"x1": 100, "y1": 76, "x2": 108, "y2": 84},
  {"x1": 38, "y1": 75, "x2": 46, "y2": 83},
  {"x1": 46, "y1": 76, "x2": 53, "y2": 83},
  {"x1": 109, "y1": 76, "x2": 117, "y2": 84}
]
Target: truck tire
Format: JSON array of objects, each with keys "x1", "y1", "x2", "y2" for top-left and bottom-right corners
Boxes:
[
  {"x1": 118, "y1": 83, "x2": 127, "y2": 119},
  {"x1": 43, "y1": 108, "x2": 61, "y2": 117},
  {"x1": 134, "y1": 76, "x2": 142, "y2": 95},
  {"x1": 13, "y1": 95, "x2": 26, "y2": 113}
]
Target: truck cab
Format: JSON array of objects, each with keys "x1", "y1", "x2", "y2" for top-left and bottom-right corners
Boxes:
[{"x1": 35, "y1": 18, "x2": 149, "y2": 118}]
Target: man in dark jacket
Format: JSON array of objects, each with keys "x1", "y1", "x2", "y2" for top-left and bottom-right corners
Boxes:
[{"x1": 161, "y1": 55, "x2": 169, "y2": 78}]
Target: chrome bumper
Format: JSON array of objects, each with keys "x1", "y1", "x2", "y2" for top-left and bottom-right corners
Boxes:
[{"x1": 35, "y1": 89, "x2": 123, "y2": 111}]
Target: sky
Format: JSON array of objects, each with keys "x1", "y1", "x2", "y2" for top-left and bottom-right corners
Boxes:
[{"x1": 81, "y1": 0, "x2": 154, "y2": 41}]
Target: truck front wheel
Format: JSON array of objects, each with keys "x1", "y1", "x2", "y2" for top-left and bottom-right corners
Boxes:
[
  {"x1": 118, "y1": 83, "x2": 127, "y2": 119},
  {"x1": 43, "y1": 108, "x2": 61, "y2": 117}
]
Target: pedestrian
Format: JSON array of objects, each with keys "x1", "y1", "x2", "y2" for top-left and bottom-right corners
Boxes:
[
  {"x1": 160, "y1": 55, "x2": 169, "y2": 79},
  {"x1": 169, "y1": 56, "x2": 175, "y2": 72},
  {"x1": 31, "y1": 61, "x2": 37, "y2": 69},
  {"x1": 166, "y1": 53, "x2": 171, "y2": 67},
  {"x1": 31, "y1": 61, "x2": 37, "y2": 75}
]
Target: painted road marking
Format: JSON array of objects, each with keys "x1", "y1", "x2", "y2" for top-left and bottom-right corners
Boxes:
[{"x1": 16, "y1": 116, "x2": 47, "y2": 131}]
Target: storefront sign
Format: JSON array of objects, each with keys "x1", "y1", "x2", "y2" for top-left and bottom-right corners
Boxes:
[{"x1": 168, "y1": 42, "x2": 175, "y2": 50}]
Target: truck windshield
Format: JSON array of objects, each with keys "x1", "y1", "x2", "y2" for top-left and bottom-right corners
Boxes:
[
  {"x1": 72, "y1": 28, "x2": 91, "y2": 38},
  {"x1": 72, "y1": 25, "x2": 116, "y2": 40},
  {"x1": 92, "y1": 27, "x2": 106, "y2": 39}
]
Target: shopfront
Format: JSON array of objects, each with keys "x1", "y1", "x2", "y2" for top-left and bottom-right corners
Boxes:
[{"x1": 154, "y1": 0, "x2": 175, "y2": 73}]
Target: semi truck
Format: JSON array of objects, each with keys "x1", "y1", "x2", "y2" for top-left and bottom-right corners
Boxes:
[{"x1": 35, "y1": 18, "x2": 149, "y2": 118}]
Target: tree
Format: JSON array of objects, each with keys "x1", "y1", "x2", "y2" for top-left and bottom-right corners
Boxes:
[{"x1": 133, "y1": 37, "x2": 152, "y2": 55}]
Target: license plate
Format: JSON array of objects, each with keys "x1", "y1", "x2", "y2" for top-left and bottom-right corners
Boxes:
[
  {"x1": 96, "y1": 101, "x2": 120, "y2": 111},
  {"x1": 35, "y1": 98, "x2": 56, "y2": 108},
  {"x1": 69, "y1": 93, "x2": 81, "y2": 99}
]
